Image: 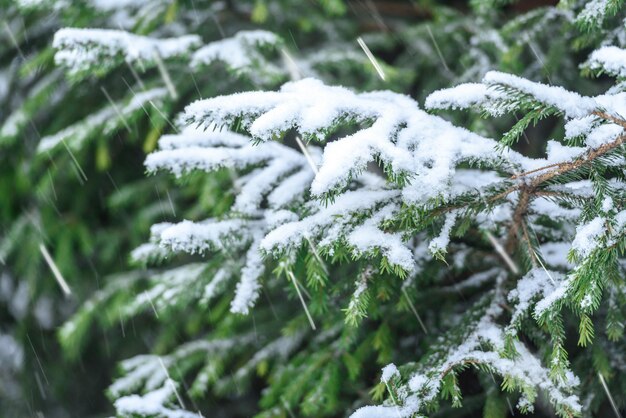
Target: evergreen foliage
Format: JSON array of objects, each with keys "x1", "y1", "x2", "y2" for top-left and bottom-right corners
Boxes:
[{"x1": 3, "y1": 1, "x2": 626, "y2": 418}]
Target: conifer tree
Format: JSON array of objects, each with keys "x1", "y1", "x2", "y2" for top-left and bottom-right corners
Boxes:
[
  {"x1": 4, "y1": 1, "x2": 626, "y2": 418},
  {"x1": 1, "y1": 0, "x2": 398, "y2": 415}
]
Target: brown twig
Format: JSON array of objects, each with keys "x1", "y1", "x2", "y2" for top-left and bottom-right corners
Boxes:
[
  {"x1": 521, "y1": 220, "x2": 539, "y2": 268},
  {"x1": 510, "y1": 161, "x2": 562, "y2": 180},
  {"x1": 503, "y1": 113, "x2": 626, "y2": 257},
  {"x1": 430, "y1": 114, "x2": 626, "y2": 266},
  {"x1": 505, "y1": 186, "x2": 532, "y2": 254}
]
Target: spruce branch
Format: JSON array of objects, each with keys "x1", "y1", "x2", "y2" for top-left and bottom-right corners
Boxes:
[{"x1": 19, "y1": 3, "x2": 626, "y2": 417}]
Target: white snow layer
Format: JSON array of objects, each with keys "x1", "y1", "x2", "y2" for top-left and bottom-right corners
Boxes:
[
  {"x1": 571, "y1": 217, "x2": 605, "y2": 259},
  {"x1": 54, "y1": 28, "x2": 200, "y2": 74},
  {"x1": 191, "y1": 30, "x2": 280, "y2": 71},
  {"x1": 588, "y1": 46, "x2": 626, "y2": 77}
]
